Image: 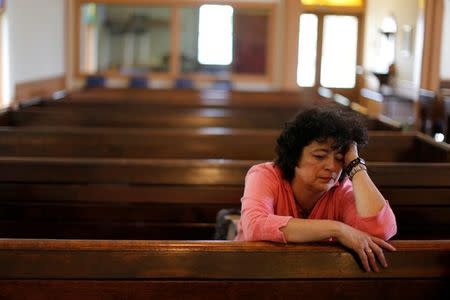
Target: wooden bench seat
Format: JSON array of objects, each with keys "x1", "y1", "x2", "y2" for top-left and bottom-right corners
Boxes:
[
  {"x1": 0, "y1": 157, "x2": 449, "y2": 240},
  {"x1": 0, "y1": 239, "x2": 448, "y2": 299},
  {"x1": 2, "y1": 128, "x2": 441, "y2": 161}
]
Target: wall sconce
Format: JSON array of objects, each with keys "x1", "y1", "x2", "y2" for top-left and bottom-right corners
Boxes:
[{"x1": 379, "y1": 14, "x2": 397, "y2": 39}]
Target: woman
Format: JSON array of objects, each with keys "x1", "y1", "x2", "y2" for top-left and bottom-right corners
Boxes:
[{"x1": 235, "y1": 106, "x2": 397, "y2": 272}]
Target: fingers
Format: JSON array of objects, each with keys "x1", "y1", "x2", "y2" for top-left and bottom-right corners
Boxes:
[
  {"x1": 372, "y1": 237, "x2": 396, "y2": 252},
  {"x1": 364, "y1": 246, "x2": 379, "y2": 272},
  {"x1": 358, "y1": 239, "x2": 390, "y2": 272},
  {"x1": 368, "y1": 240, "x2": 387, "y2": 269},
  {"x1": 357, "y1": 248, "x2": 371, "y2": 272}
]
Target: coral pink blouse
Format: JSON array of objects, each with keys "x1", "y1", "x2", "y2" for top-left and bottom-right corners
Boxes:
[{"x1": 235, "y1": 162, "x2": 397, "y2": 243}]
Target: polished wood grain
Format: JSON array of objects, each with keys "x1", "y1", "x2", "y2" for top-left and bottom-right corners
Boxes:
[
  {"x1": 0, "y1": 239, "x2": 449, "y2": 300},
  {"x1": 64, "y1": 88, "x2": 321, "y2": 106},
  {"x1": 0, "y1": 239, "x2": 449, "y2": 278},
  {"x1": 0, "y1": 128, "x2": 447, "y2": 161},
  {"x1": 1, "y1": 157, "x2": 449, "y2": 186}
]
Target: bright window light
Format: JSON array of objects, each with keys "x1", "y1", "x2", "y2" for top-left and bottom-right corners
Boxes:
[
  {"x1": 434, "y1": 133, "x2": 445, "y2": 143},
  {"x1": 320, "y1": 15, "x2": 358, "y2": 88},
  {"x1": 198, "y1": 5, "x2": 233, "y2": 65},
  {"x1": 297, "y1": 14, "x2": 318, "y2": 87}
]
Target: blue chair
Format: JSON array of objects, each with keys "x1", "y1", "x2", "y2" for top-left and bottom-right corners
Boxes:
[
  {"x1": 212, "y1": 80, "x2": 232, "y2": 90},
  {"x1": 174, "y1": 78, "x2": 194, "y2": 89},
  {"x1": 129, "y1": 76, "x2": 149, "y2": 89},
  {"x1": 85, "y1": 75, "x2": 105, "y2": 89}
]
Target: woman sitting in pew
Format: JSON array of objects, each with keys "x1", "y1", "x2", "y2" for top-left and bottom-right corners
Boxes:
[{"x1": 236, "y1": 106, "x2": 397, "y2": 272}]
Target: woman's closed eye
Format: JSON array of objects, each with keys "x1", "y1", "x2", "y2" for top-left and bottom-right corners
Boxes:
[
  {"x1": 313, "y1": 155, "x2": 326, "y2": 160},
  {"x1": 335, "y1": 154, "x2": 344, "y2": 162}
]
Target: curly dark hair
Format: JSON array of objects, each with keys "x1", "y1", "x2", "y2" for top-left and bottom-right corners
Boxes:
[{"x1": 274, "y1": 105, "x2": 368, "y2": 182}]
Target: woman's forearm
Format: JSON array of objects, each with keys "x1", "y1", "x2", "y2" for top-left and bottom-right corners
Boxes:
[
  {"x1": 280, "y1": 218, "x2": 343, "y2": 242},
  {"x1": 350, "y1": 170, "x2": 386, "y2": 217}
]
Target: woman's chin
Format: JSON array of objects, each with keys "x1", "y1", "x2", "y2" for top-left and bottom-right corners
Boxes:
[{"x1": 314, "y1": 180, "x2": 335, "y2": 192}]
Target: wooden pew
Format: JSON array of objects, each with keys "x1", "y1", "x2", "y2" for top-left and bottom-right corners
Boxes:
[
  {"x1": 3, "y1": 104, "x2": 401, "y2": 131},
  {"x1": 0, "y1": 157, "x2": 449, "y2": 240},
  {"x1": 0, "y1": 127, "x2": 448, "y2": 162},
  {"x1": 418, "y1": 89, "x2": 446, "y2": 137},
  {"x1": 3, "y1": 107, "x2": 295, "y2": 129},
  {"x1": 64, "y1": 88, "x2": 323, "y2": 107},
  {"x1": 0, "y1": 239, "x2": 449, "y2": 299},
  {"x1": 13, "y1": 86, "x2": 402, "y2": 131}
]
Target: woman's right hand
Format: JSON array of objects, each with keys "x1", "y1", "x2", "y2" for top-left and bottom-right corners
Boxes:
[{"x1": 336, "y1": 222, "x2": 396, "y2": 272}]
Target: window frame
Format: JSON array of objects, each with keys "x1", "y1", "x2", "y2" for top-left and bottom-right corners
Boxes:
[
  {"x1": 74, "y1": 0, "x2": 277, "y2": 85},
  {"x1": 297, "y1": 10, "x2": 364, "y2": 98},
  {"x1": 282, "y1": 0, "x2": 365, "y2": 96}
]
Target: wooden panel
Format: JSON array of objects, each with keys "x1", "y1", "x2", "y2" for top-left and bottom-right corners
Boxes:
[
  {"x1": 0, "y1": 240, "x2": 449, "y2": 279},
  {"x1": 2, "y1": 184, "x2": 449, "y2": 207},
  {"x1": 0, "y1": 157, "x2": 249, "y2": 185},
  {"x1": 1, "y1": 183, "x2": 449, "y2": 240},
  {"x1": 0, "y1": 220, "x2": 215, "y2": 240},
  {"x1": 0, "y1": 183, "x2": 242, "y2": 204},
  {"x1": 1, "y1": 128, "x2": 446, "y2": 161},
  {"x1": 0, "y1": 280, "x2": 448, "y2": 300},
  {"x1": 1, "y1": 240, "x2": 449, "y2": 299},
  {"x1": 66, "y1": 88, "x2": 321, "y2": 106},
  {"x1": 0, "y1": 157, "x2": 449, "y2": 187},
  {"x1": 7, "y1": 108, "x2": 400, "y2": 131},
  {"x1": 1, "y1": 200, "x2": 449, "y2": 240},
  {"x1": 9, "y1": 109, "x2": 294, "y2": 129},
  {"x1": 14, "y1": 76, "x2": 65, "y2": 105}
]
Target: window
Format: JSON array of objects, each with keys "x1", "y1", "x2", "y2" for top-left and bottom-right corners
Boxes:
[
  {"x1": 297, "y1": 13, "x2": 359, "y2": 89},
  {"x1": 180, "y1": 5, "x2": 271, "y2": 76},
  {"x1": 198, "y1": 5, "x2": 233, "y2": 66},
  {"x1": 297, "y1": 14, "x2": 318, "y2": 87},
  {"x1": 77, "y1": 2, "x2": 274, "y2": 80},
  {"x1": 79, "y1": 3, "x2": 171, "y2": 75},
  {"x1": 320, "y1": 15, "x2": 358, "y2": 88}
]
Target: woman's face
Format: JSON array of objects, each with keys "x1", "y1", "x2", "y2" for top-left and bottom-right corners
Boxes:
[{"x1": 295, "y1": 138, "x2": 345, "y2": 193}]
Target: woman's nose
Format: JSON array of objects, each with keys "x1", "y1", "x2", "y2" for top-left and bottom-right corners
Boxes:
[{"x1": 324, "y1": 157, "x2": 338, "y2": 171}]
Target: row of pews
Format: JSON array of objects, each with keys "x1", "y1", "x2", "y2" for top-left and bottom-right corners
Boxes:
[{"x1": 0, "y1": 88, "x2": 449, "y2": 299}]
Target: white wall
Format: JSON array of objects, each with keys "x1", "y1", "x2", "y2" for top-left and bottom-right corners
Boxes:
[
  {"x1": 363, "y1": 0, "x2": 420, "y2": 83},
  {"x1": 6, "y1": 0, "x2": 65, "y2": 103},
  {"x1": 441, "y1": 0, "x2": 450, "y2": 80}
]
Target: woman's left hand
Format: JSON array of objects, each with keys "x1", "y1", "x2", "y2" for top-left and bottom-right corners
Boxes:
[{"x1": 336, "y1": 222, "x2": 396, "y2": 272}]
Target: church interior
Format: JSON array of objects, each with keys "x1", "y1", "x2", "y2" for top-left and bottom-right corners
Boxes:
[{"x1": 0, "y1": 0, "x2": 449, "y2": 299}]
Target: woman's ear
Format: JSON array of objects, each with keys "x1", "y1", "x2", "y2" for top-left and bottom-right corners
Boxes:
[{"x1": 294, "y1": 164, "x2": 302, "y2": 175}]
